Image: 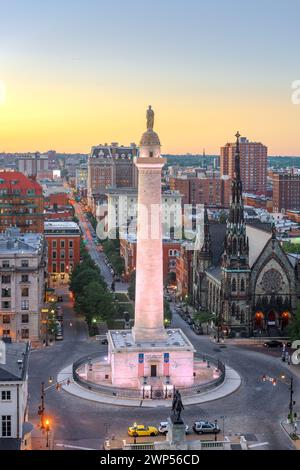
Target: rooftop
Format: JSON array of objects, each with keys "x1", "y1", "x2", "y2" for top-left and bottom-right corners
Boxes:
[
  {"x1": 106, "y1": 187, "x2": 181, "y2": 197},
  {"x1": 44, "y1": 221, "x2": 80, "y2": 233},
  {"x1": 108, "y1": 329, "x2": 194, "y2": 352},
  {"x1": 0, "y1": 171, "x2": 42, "y2": 195},
  {"x1": 0, "y1": 228, "x2": 44, "y2": 254},
  {"x1": 0, "y1": 341, "x2": 30, "y2": 382}
]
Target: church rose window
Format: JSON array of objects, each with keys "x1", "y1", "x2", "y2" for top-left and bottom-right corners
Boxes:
[{"x1": 262, "y1": 269, "x2": 282, "y2": 292}]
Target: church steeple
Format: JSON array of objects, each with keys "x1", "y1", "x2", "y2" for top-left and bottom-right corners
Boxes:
[
  {"x1": 202, "y1": 205, "x2": 212, "y2": 256},
  {"x1": 229, "y1": 132, "x2": 244, "y2": 225},
  {"x1": 223, "y1": 132, "x2": 249, "y2": 265}
]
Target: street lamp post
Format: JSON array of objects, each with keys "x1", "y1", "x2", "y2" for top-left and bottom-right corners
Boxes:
[
  {"x1": 262, "y1": 373, "x2": 296, "y2": 423},
  {"x1": 45, "y1": 419, "x2": 50, "y2": 448},
  {"x1": 214, "y1": 419, "x2": 218, "y2": 442},
  {"x1": 38, "y1": 382, "x2": 45, "y2": 429}
]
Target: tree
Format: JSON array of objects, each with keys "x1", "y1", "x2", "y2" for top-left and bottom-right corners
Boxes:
[
  {"x1": 70, "y1": 267, "x2": 102, "y2": 297},
  {"x1": 128, "y1": 271, "x2": 136, "y2": 301},
  {"x1": 193, "y1": 311, "x2": 215, "y2": 334},
  {"x1": 283, "y1": 242, "x2": 300, "y2": 254},
  {"x1": 288, "y1": 303, "x2": 300, "y2": 341},
  {"x1": 164, "y1": 299, "x2": 172, "y2": 327},
  {"x1": 76, "y1": 281, "x2": 116, "y2": 324}
]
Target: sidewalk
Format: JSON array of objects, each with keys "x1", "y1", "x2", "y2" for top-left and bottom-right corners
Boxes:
[
  {"x1": 31, "y1": 419, "x2": 55, "y2": 451},
  {"x1": 281, "y1": 419, "x2": 300, "y2": 450},
  {"x1": 57, "y1": 364, "x2": 241, "y2": 408}
]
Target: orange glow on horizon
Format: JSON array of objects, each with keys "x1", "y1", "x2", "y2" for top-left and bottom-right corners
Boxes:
[{"x1": 1, "y1": 79, "x2": 300, "y2": 155}]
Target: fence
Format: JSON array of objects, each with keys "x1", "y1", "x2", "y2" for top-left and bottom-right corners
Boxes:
[{"x1": 72, "y1": 352, "x2": 226, "y2": 399}]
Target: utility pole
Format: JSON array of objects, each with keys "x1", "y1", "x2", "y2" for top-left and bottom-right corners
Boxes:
[{"x1": 289, "y1": 377, "x2": 295, "y2": 421}]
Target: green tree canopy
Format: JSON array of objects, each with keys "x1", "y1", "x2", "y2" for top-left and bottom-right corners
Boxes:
[
  {"x1": 288, "y1": 303, "x2": 300, "y2": 341},
  {"x1": 76, "y1": 281, "x2": 115, "y2": 324},
  {"x1": 70, "y1": 267, "x2": 104, "y2": 297},
  {"x1": 193, "y1": 311, "x2": 214, "y2": 325},
  {"x1": 128, "y1": 271, "x2": 136, "y2": 301},
  {"x1": 283, "y1": 242, "x2": 300, "y2": 254}
]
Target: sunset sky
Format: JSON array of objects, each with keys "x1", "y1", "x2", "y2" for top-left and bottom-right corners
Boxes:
[{"x1": 1, "y1": 0, "x2": 300, "y2": 155}]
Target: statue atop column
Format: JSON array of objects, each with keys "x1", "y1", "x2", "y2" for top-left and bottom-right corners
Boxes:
[{"x1": 147, "y1": 105, "x2": 154, "y2": 131}]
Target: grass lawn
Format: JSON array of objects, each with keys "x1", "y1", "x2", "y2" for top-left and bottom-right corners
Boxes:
[{"x1": 115, "y1": 293, "x2": 130, "y2": 302}]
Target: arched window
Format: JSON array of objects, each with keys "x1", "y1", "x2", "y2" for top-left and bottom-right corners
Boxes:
[
  {"x1": 232, "y1": 278, "x2": 237, "y2": 292},
  {"x1": 241, "y1": 278, "x2": 245, "y2": 292},
  {"x1": 231, "y1": 303, "x2": 236, "y2": 316},
  {"x1": 232, "y1": 238, "x2": 237, "y2": 254}
]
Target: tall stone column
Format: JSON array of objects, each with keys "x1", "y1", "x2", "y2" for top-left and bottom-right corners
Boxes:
[{"x1": 132, "y1": 106, "x2": 167, "y2": 342}]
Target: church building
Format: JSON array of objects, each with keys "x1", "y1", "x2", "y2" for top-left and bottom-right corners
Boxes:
[{"x1": 193, "y1": 133, "x2": 299, "y2": 337}]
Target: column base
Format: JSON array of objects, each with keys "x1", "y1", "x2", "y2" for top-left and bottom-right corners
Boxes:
[{"x1": 132, "y1": 326, "x2": 168, "y2": 343}]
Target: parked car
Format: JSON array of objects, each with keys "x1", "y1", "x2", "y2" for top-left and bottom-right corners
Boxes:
[
  {"x1": 55, "y1": 324, "x2": 64, "y2": 341},
  {"x1": 128, "y1": 425, "x2": 159, "y2": 437},
  {"x1": 193, "y1": 421, "x2": 220, "y2": 435},
  {"x1": 192, "y1": 324, "x2": 203, "y2": 335},
  {"x1": 57, "y1": 295, "x2": 64, "y2": 302},
  {"x1": 101, "y1": 337, "x2": 108, "y2": 345},
  {"x1": 263, "y1": 340, "x2": 283, "y2": 348},
  {"x1": 186, "y1": 317, "x2": 193, "y2": 325},
  {"x1": 158, "y1": 421, "x2": 189, "y2": 435}
]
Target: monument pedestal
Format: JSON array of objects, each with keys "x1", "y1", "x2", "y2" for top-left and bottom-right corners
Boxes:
[
  {"x1": 107, "y1": 329, "x2": 195, "y2": 389},
  {"x1": 167, "y1": 416, "x2": 186, "y2": 445}
]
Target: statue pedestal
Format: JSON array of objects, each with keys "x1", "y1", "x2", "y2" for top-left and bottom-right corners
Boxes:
[{"x1": 167, "y1": 416, "x2": 186, "y2": 445}]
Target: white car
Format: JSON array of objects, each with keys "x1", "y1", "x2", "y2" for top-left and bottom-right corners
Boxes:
[
  {"x1": 193, "y1": 421, "x2": 220, "y2": 435},
  {"x1": 158, "y1": 421, "x2": 189, "y2": 435}
]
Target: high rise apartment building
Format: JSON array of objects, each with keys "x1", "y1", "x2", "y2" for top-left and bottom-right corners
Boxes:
[{"x1": 220, "y1": 137, "x2": 267, "y2": 194}]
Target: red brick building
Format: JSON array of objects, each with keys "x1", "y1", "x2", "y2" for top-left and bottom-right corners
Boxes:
[
  {"x1": 44, "y1": 192, "x2": 69, "y2": 209},
  {"x1": 44, "y1": 209, "x2": 74, "y2": 221},
  {"x1": 169, "y1": 178, "x2": 190, "y2": 206},
  {"x1": 176, "y1": 242, "x2": 194, "y2": 301},
  {"x1": 221, "y1": 136, "x2": 267, "y2": 194},
  {"x1": 0, "y1": 171, "x2": 44, "y2": 233},
  {"x1": 44, "y1": 221, "x2": 80, "y2": 285},
  {"x1": 44, "y1": 192, "x2": 74, "y2": 221},
  {"x1": 272, "y1": 172, "x2": 300, "y2": 212},
  {"x1": 244, "y1": 194, "x2": 273, "y2": 212},
  {"x1": 120, "y1": 236, "x2": 180, "y2": 284},
  {"x1": 285, "y1": 211, "x2": 300, "y2": 224},
  {"x1": 169, "y1": 175, "x2": 231, "y2": 208}
]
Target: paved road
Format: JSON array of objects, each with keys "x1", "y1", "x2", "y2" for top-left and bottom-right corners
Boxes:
[
  {"x1": 28, "y1": 292, "x2": 298, "y2": 450},
  {"x1": 74, "y1": 201, "x2": 128, "y2": 292},
  {"x1": 28, "y1": 202, "x2": 299, "y2": 450}
]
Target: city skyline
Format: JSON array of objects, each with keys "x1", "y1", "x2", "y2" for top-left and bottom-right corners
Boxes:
[{"x1": 1, "y1": 0, "x2": 300, "y2": 155}]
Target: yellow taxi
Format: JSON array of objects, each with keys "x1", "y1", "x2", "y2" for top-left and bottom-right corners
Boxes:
[{"x1": 128, "y1": 424, "x2": 159, "y2": 437}]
